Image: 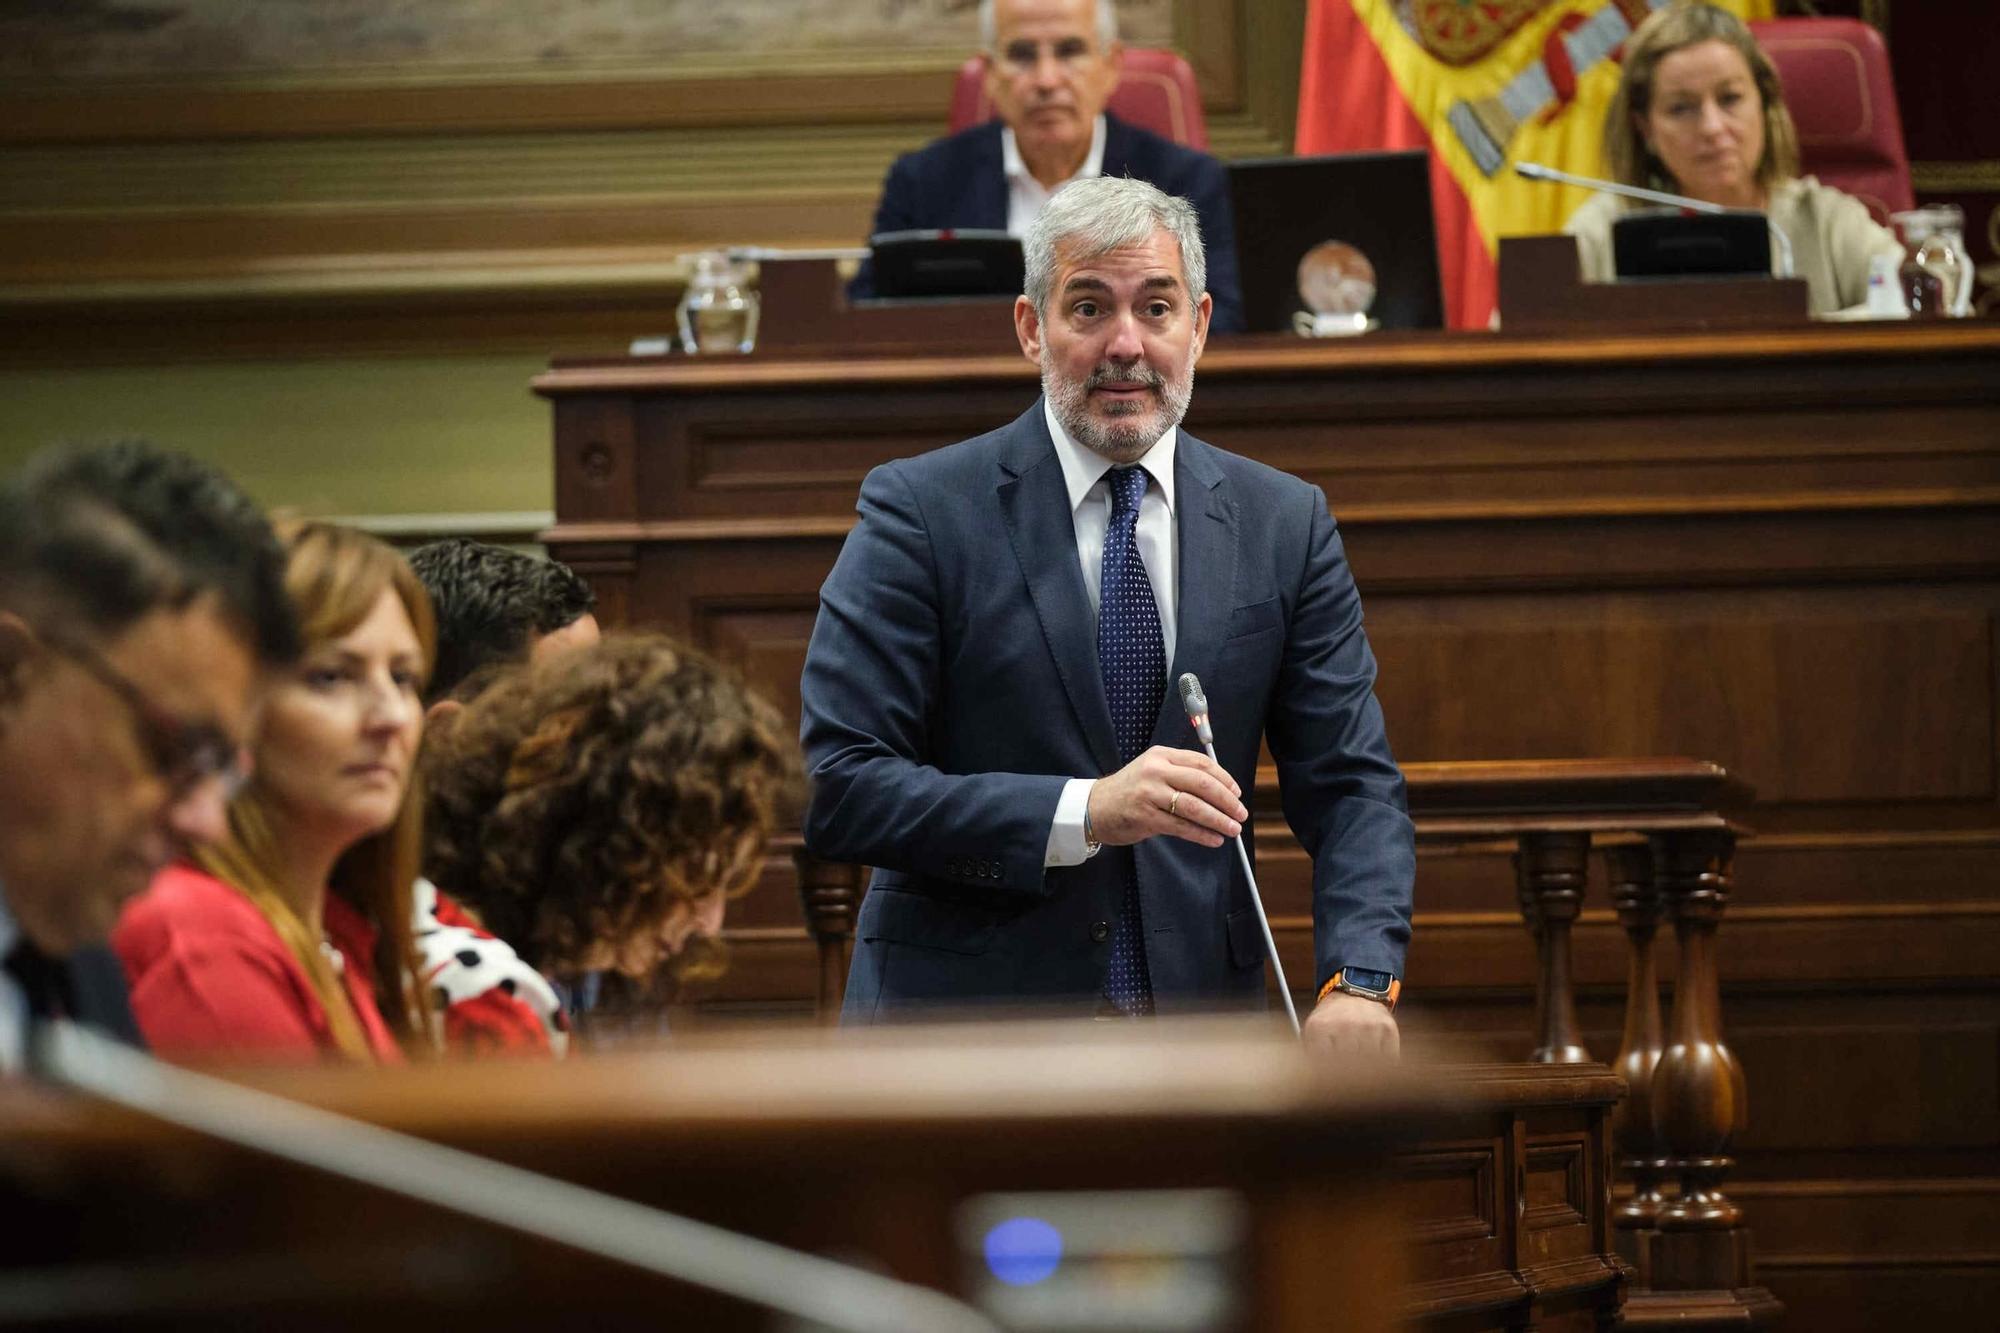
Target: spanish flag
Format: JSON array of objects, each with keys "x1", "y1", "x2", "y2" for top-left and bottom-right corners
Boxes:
[{"x1": 1296, "y1": 0, "x2": 1773, "y2": 328}]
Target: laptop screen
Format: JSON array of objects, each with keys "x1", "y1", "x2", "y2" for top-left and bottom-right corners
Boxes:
[{"x1": 1226, "y1": 150, "x2": 1444, "y2": 333}]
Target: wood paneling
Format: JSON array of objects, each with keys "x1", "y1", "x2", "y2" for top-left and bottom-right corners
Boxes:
[
  {"x1": 0, "y1": 2, "x2": 1294, "y2": 365},
  {"x1": 1371, "y1": 611, "x2": 1994, "y2": 802},
  {"x1": 544, "y1": 322, "x2": 2000, "y2": 1331}
]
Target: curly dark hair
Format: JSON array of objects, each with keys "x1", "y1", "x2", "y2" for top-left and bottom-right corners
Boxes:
[
  {"x1": 406, "y1": 538, "x2": 596, "y2": 703},
  {"x1": 421, "y1": 633, "x2": 802, "y2": 981}
]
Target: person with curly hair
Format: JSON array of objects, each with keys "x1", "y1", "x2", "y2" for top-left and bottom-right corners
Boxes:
[{"x1": 420, "y1": 633, "x2": 801, "y2": 1032}]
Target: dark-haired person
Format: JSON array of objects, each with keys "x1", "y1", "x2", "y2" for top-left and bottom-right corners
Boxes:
[
  {"x1": 1565, "y1": 1, "x2": 1902, "y2": 314},
  {"x1": 406, "y1": 538, "x2": 598, "y2": 708},
  {"x1": 847, "y1": 0, "x2": 1243, "y2": 333},
  {"x1": 0, "y1": 441, "x2": 299, "y2": 1073},
  {"x1": 404, "y1": 536, "x2": 604, "y2": 1048},
  {"x1": 422, "y1": 634, "x2": 801, "y2": 1038}
]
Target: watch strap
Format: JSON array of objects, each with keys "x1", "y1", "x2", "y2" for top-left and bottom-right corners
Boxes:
[{"x1": 1318, "y1": 969, "x2": 1401, "y2": 1011}]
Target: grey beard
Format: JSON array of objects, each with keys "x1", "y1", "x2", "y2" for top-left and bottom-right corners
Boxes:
[{"x1": 1043, "y1": 353, "x2": 1195, "y2": 464}]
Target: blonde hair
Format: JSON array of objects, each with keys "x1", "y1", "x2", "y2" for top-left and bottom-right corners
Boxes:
[
  {"x1": 196, "y1": 521, "x2": 437, "y2": 1060},
  {"x1": 1605, "y1": 2, "x2": 1801, "y2": 194}
]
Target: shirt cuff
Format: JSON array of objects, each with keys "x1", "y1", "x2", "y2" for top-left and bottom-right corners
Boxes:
[{"x1": 1044, "y1": 777, "x2": 1099, "y2": 867}]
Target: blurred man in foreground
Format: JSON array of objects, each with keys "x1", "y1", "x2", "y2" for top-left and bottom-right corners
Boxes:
[{"x1": 0, "y1": 442, "x2": 298, "y2": 1071}]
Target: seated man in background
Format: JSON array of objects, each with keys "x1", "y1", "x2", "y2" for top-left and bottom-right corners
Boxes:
[
  {"x1": 848, "y1": 0, "x2": 1244, "y2": 332},
  {"x1": 421, "y1": 634, "x2": 802, "y2": 1039},
  {"x1": 0, "y1": 441, "x2": 299, "y2": 1072},
  {"x1": 407, "y1": 537, "x2": 599, "y2": 710}
]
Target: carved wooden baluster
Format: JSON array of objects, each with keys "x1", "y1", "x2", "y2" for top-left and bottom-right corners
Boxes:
[
  {"x1": 1514, "y1": 831, "x2": 1593, "y2": 1063},
  {"x1": 1649, "y1": 828, "x2": 1747, "y2": 1231},
  {"x1": 1604, "y1": 840, "x2": 1670, "y2": 1232},
  {"x1": 792, "y1": 850, "x2": 863, "y2": 1025},
  {"x1": 1514, "y1": 844, "x2": 1546, "y2": 1052}
]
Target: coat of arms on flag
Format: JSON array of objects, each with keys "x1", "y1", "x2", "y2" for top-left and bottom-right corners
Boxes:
[{"x1": 1297, "y1": 0, "x2": 1773, "y2": 328}]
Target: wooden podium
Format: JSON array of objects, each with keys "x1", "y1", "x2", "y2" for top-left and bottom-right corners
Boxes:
[
  {"x1": 1497, "y1": 234, "x2": 1810, "y2": 332},
  {"x1": 0, "y1": 1024, "x2": 1625, "y2": 1332},
  {"x1": 534, "y1": 282, "x2": 2000, "y2": 1331}
]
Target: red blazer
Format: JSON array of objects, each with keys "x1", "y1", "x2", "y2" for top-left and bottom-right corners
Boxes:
[{"x1": 114, "y1": 864, "x2": 405, "y2": 1063}]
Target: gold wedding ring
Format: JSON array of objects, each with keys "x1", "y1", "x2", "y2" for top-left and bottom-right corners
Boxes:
[{"x1": 1168, "y1": 791, "x2": 1181, "y2": 819}]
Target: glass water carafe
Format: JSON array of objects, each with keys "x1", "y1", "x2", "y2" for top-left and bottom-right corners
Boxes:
[
  {"x1": 677, "y1": 251, "x2": 760, "y2": 353},
  {"x1": 1892, "y1": 205, "x2": 1975, "y2": 317}
]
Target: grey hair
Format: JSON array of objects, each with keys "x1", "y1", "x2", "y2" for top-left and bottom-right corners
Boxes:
[
  {"x1": 979, "y1": 0, "x2": 1118, "y2": 50},
  {"x1": 1022, "y1": 175, "x2": 1207, "y2": 317}
]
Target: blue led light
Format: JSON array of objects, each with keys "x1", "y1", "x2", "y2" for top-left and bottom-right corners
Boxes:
[{"x1": 983, "y1": 1216, "x2": 1063, "y2": 1286}]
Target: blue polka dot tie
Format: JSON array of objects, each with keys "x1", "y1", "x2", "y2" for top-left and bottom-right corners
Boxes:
[{"x1": 1100, "y1": 465, "x2": 1164, "y2": 1016}]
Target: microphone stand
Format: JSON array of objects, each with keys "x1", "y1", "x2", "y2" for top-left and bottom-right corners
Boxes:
[
  {"x1": 1514, "y1": 159, "x2": 1796, "y2": 278},
  {"x1": 35, "y1": 1021, "x2": 999, "y2": 1333},
  {"x1": 1176, "y1": 676, "x2": 1301, "y2": 1036}
]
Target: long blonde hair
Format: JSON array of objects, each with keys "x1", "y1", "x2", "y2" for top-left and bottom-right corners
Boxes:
[{"x1": 197, "y1": 521, "x2": 437, "y2": 1060}]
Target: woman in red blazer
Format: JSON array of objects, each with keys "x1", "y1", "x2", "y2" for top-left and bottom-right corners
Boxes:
[{"x1": 115, "y1": 521, "x2": 437, "y2": 1062}]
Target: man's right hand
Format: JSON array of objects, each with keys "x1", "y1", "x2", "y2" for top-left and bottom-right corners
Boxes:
[{"x1": 1087, "y1": 746, "x2": 1246, "y2": 849}]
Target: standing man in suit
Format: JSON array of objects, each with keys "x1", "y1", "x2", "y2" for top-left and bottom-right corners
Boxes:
[
  {"x1": 802, "y1": 177, "x2": 1412, "y2": 1056},
  {"x1": 0, "y1": 442, "x2": 299, "y2": 1073},
  {"x1": 848, "y1": 0, "x2": 1244, "y2": 333}
]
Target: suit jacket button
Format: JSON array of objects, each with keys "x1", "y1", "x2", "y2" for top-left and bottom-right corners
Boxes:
[
  {"x1": 946, "y1": 859, "x2": 961, "y2": 877},
  {"x1": 1090, "y1": 921, "x2": 1110, "y2": 943},
  {"x1": 985, "y1": 861, "x2": 1000, "y2": 878}
]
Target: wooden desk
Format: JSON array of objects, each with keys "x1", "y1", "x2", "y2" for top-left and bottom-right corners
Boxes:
[
  {"x1": 0, "y1": 1026, "x2": 1619, "y2": 1332},
  {"x1": 536, "y1": 321, "x2": 2000, "y2": 1329}
]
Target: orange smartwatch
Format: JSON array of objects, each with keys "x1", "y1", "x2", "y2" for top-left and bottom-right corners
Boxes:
[{"x1": 1319, "y1": 967, "x2": 1401, "y2": 1011}]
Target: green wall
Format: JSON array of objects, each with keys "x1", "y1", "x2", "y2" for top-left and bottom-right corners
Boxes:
[{"x1": 0, "y1": 354, "x2": 553, "y2": 524}]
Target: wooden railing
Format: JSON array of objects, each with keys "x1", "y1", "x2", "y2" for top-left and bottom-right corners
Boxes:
[
  {"x1": 793, "y1": 756, "x2": 1782, "y2": 1329},
  {"x1": 1401, "y1": 759, "x2": 1780, "y2": 1328}
]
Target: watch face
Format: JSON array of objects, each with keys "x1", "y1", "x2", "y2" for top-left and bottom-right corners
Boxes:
[{"x1": 1344, "y1": 968, "x2": 1394, "y2": 994}]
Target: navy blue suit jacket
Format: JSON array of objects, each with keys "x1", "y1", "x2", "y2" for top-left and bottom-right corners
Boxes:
[
  {"x1": 849, "y1": 114, "x2": 1245, "y2": 333},
  {"x1": 800, "y1": 403, "x2": 1414, "y2": 1022}
]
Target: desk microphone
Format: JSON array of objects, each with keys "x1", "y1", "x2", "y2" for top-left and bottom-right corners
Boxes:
[
  {"x1": 1513, "y1": 159, "x2": 1795, "y2": 278},
  {"x1": 34, "y1": 1021, "x2": 998, "y2": 1333},
  {"x1": 1177, "y1": 673, "x2": 1300, "y2": 1035}
]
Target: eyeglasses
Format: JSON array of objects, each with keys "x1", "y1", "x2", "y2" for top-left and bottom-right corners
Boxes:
[
  {"x1": 995, "y1": 35, "x2": 1103, "y2": 74},
  {"x1": 49, "y1": 632, "x2": 248, "y2": 803}
]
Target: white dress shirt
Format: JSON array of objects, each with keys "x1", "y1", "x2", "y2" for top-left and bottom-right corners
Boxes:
[
  {"x1": 1002, "y1": 115, "x2": 1109, "y2": 237},
  {"x1": 1040, "y1": 398, "x2": 1179, "y2": 867},
  {"x1": 0, "y1": 889, "x2": 25, "y2": 1075}
]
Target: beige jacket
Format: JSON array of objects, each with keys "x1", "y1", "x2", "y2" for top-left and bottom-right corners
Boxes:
[{"x1": 1563, "y1": 175, "x2": 1904, "y2": 314}]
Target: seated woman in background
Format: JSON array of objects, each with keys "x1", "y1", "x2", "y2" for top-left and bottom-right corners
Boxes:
[
  {"x1": 1565, "y1": 1, "x2": 1903, "y2": 314},
  {"x1": 421, "y1": 634, "x2": 800, "y2": 1040},
  {"x1": 114, "y1": 521, "x2": 440, "y2": 1062}
]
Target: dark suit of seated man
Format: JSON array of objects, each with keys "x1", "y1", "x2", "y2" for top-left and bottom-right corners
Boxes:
[
  {"x1": 848, "y1": 0, "x2": 1244, "y2": 334},
  {"x1": 0, "y1": 442, "x2": 298, "y2": 1073},
  {"x1": 803, "y1": 175, "x2": 1412, "y2": 1061}
]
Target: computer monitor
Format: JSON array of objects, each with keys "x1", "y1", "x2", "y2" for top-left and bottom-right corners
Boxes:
[
  {"x1": 866, "y1": 229, "x2": 1024, "y2": 300},
  {"x1": 1611, "y1": 210, "x2": 1772, "y2": 280},
  {"x1": 1227, "y1": 150, "x2": 1444, "y2": 333}
]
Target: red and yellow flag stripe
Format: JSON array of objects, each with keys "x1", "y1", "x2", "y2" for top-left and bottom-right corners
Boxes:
[{"x1": 1297, "y1": 0, "x2": 1772, "y2": 328}]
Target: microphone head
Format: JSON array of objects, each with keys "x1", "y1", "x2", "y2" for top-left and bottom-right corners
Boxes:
[
  {"x1": 1177, "y1": 673, "x2": 1208, "y2": 715},
  {"x1": 1514, "y1": 161, "x2": 1552, "y2": 181}
]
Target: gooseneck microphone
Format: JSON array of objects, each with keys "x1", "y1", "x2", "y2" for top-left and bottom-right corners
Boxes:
[
  {"x1": 1177, "y1": 674, "x2": 1300, "y2": 1035},
  {"x1": 1513, "y1": 159, "x2": 1796, "y2": 278}
]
